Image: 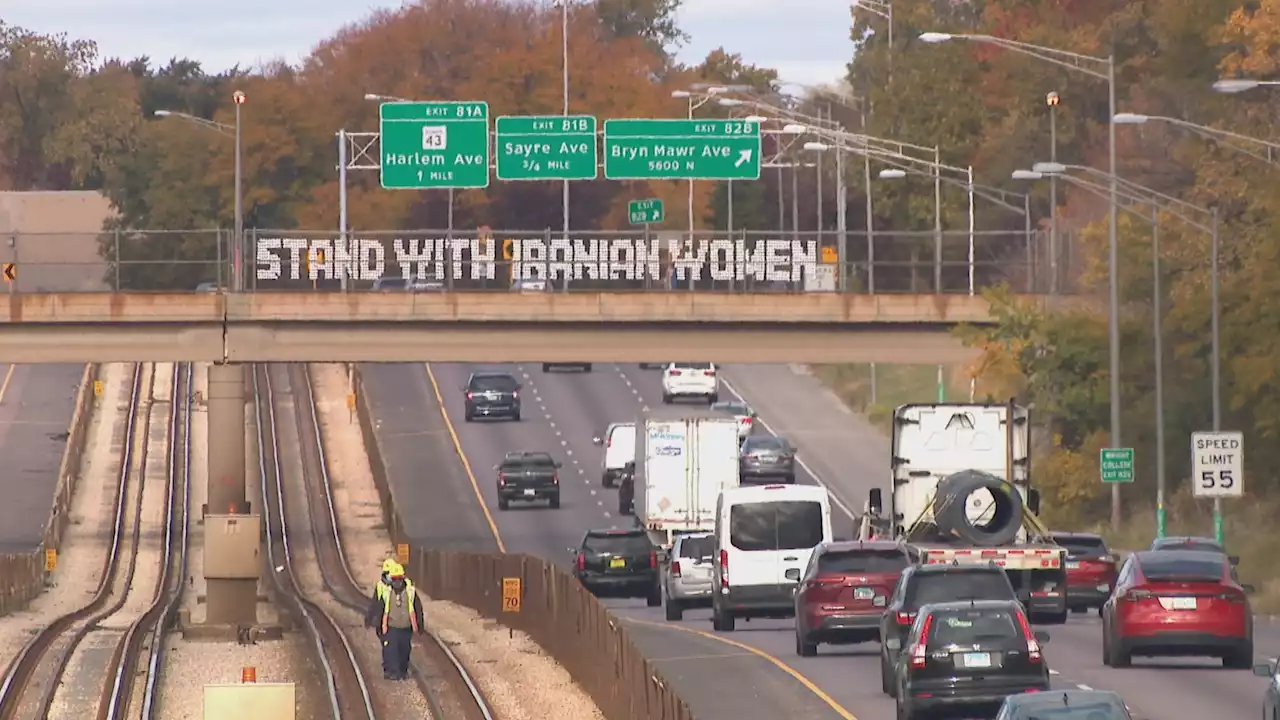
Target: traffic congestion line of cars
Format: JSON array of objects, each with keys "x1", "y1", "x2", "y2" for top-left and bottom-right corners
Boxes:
[{"x1": 460, "y1": 362, "x2": 1274, "y2": 718}]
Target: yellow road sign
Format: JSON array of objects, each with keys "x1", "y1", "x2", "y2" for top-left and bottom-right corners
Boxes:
[
  {"x1": 93, "y1": 380, "x2": 104, "y2": 397},
  {"x1": 44, "y1": 548, "x2": 56, "y2": 571},
  {"x1": 820, "y1": 246, "x2": 838, "y2": 264},
  {"x1": 501, "y1": 239, "x2": 513, "y2": 261},
  {"x1": 2, "y1": 264, "x2": 14, "y2": 281},
  {"x1": 502, "y1": 577, "x2": 521, "y2": 612},
  {"x1": 346, "y1": 393, "x2": 356, "y2": 410},
  {"x1": 395, "y1": 543, "x2": 410, "y2": 565}
]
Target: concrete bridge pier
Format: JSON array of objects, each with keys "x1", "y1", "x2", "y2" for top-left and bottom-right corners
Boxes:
[{"x1": 201, "y1": 362, "x2": 261, "y2": 629}]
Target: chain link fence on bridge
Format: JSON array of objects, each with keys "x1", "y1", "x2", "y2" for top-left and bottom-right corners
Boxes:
[{"x1": 1, "y1": 227, "x2": 1084, "y2": 294}]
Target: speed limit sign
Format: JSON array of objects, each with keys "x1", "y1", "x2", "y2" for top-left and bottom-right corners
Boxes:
[{"x1": 1191, "y1": 431, "x2": 1243, "y2": 498}]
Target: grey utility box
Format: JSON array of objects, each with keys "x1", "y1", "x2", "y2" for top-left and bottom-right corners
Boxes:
[{"x1": 204, "y1": 514, "x2": 262, "y2": 579}]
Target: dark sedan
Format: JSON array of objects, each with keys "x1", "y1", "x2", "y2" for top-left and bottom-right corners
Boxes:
[{"x1": 739, "y1": 435, "x2": 796, "y2": 484}]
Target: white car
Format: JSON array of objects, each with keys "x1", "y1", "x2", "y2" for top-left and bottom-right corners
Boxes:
[
  {"x1": 661, "y1": 362, "x2": 719, "y2": 404},
  {"x1": 710, "y1": 400, "x2": 755, "y2": 439}
]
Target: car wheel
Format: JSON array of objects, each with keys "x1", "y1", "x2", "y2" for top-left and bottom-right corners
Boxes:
[
  {"x1": 1108, "y1": 632, "x2": 1131, "y2": 668},
  {"x1": 549, "y1": 494, "x2": 561, "y2": 509},
  {"x1": 618, "y1": 498, "x2": 632, "y2": 516},
  {"x1": 542, "y1": 364, "x2": 553, "y2": 372},
  {"x1": 646, "y1": 586, "x2": 662, "y2": 608},
  {"x1": 1101, "y1": 621, "x2": 1111, "y2": 667},
  {"x1": 662, "y1": 393, "x2": 673, "y2": 404},
  {"x1": 602, "y1": 474, "x2": 614, "y2": 488},
  {"x1": 581, "y1": 364, "x2": 592, "y2": 372},
  {"x1": 498, "y1": 498, "x2": 509, "y2": 511},
  {"x1": 511, "y1": 410, "x2": 521, "y2": 421},
  {"x1": 1224, "y1": 641, "x2": 1254, "y2": 669},
  {"x1": 665, "y1": 598, "x2": 683, "y2": 621},
  {"x1": 880, "y1": 653, "x2": 894, "y2": 696},
  {"x1": 464, "y1": 411, "x2": 474, "y2": 422},
  {"x1": 795, "y1": 631, "x2": 817, "y2": 657},
  {"x1": 712, "y1": 608, "x2": 735, "y2": 632},
  {"x1": 709, "y1": 393, "x2": 719, "y2": 403}
]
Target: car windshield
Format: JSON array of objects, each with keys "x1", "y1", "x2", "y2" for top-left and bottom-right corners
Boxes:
[
  {"x1": 1138, "y1": 554, "x2": 1224, "y2": 582},
  {"x1": 729, "y1": 501, "x2": 824, "y2": 551},
  {"x1": 470, "y1": 375, "x2": 517, "y2": 392},
  {"x1": 584, "y1": 533, "x2": 651, "y2": 555},
  {"x1": 743, "y1": 437, "x2": 787, "y2": 452},
  {"x1": 926, "y1": 608, "x2": 1021, "y2": 648},
  {"x1": 502, "y1": 453, "x2": 555, "y2": 467},
  {"x1": 1053, "y1": 535, "x2": 1108, "y2": 556},
  {"x1": 1016, "y1": 701, "x2": 1129, "y2": 719},
  {"x1": 678, "y1": 535, "x2": 715, "y2": 560},
  {"x1": 1152, "y1": 538, "x2": 1223, "y2": 553},
  {"x1": 673, "y1": 362, "x2": 712, "y2": 370},
  {"x1": 712, "y1": 402, "x2": 750, "y2": 415},
  {"x1": 908, "y1": 571, "x2": 1013, "y2": 608},
  {"x1": 819, "y1": 549, "x2": 909, "y2": 574}
]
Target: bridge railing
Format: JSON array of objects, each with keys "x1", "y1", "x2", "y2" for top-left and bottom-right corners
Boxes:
[{"x1": 1, "y1": 228, "x2": 1080, "y2": 294}]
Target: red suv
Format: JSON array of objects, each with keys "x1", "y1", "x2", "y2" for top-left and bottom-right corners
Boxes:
[
  {"x1": 794, "y1": 541, "x2": 913, "y2": 656},
  {"x1": 1051, "y1": 532, "x2": 1118, "y2": 615},
  {"x1": 1102, "y1": 550, "x2": 1254, "y2": 668}
]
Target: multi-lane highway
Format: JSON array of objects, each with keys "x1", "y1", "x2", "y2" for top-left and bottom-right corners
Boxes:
[
  {"x1": 0, "y1": 364, "x2": 90, "y2": 550},
  {"x1": 363, "y1": 361, "x2": 1276, "y2": 719}
]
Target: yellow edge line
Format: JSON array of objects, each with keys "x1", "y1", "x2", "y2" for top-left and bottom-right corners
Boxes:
[
  {"x1": 0, "y1": 364, "x2": 15, "y2": 405},
  {"x1": 424, "y1": 362, "x2": 853, "y2": 718},
  {"x1": 626, "y1": 618, "x2": 859, "y2": 720},
  {"x1": 423, "y1": 362, "x2": 506, "y2": 552}
]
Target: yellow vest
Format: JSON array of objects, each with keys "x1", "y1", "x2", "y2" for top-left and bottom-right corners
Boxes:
[{"x1": 381, "y1": 583, "x2": 419, "y2": 632}]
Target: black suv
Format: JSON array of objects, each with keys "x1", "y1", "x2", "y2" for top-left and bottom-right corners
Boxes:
[
  {"x1": 880, "y1": 563, "x2": 1019, "y2": 696},
  {"x1": 463, "y1": 372, "x2": 521, "y2": 421},
  {"x1": 888, "y1": 599, "x2": 1051, "y2": 720},
  {"x1": 570, "y1": 529, "x2": 661, "y2": 607},
  {"x1": 496, "y1": 451, "x2": 561, "y2": 510}
]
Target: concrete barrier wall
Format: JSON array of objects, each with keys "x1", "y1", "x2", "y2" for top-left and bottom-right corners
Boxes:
[
  {"x1": 0, "y1": 364, "x2": 96, "y2": 616},
  {"x1": 351, "y1": 366, "x2": 694, "y2": 720}
]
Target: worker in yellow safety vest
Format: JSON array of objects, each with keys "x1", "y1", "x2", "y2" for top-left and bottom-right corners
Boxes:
[
  {"x1": 373, "y1": 558, "x2": 400, "y2": 604},
  {"x1": 364, "y1": 566, "x2": 425, "y2": 680}
]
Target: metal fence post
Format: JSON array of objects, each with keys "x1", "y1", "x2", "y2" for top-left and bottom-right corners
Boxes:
[{"x1": 113, "y1": 229, "x2": 121, "y2": 291}]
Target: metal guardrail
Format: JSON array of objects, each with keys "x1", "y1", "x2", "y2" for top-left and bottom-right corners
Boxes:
[{"x1": 3, "y1": 228, "x2": 1077, "y2": 295}]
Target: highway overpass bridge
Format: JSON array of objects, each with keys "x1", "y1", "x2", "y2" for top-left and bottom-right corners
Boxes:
[{"x1": 0, "y1": 291, "x2": 1062, "y2": 364}]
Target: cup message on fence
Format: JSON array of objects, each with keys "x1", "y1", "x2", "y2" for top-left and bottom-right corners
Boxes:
[{"x1": 254, "y1": 236, "x2": 822, "y2": 284}]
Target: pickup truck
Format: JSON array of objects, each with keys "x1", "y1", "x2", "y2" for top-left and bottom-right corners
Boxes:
[{"x1": 496, "y1": 451, "x2": 561, "y2": 510}]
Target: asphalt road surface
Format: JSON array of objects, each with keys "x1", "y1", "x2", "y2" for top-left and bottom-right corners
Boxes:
[
  {"x1": 0, "y1": 364, "x2": 88, "y2": 550},
  {"x1": 363, "y1": 361, "x2": 1276, "y2": 720}
]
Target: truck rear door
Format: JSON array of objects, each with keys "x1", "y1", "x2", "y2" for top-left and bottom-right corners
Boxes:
[
  {"x1": 692, "y1": 418, "x2": 740, "y2": 527},
  {"x1": 896, "y1": 405, "x2": 1014, "y2": 528},
  {"x1": 646, "y1": 420, "x2": 691, "y2": 526}
]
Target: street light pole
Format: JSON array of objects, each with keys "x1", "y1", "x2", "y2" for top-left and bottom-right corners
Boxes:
[
  {"x1": 337, "y1": 129, "x2": 348, "y2": 291},
  {"x1": 233, "y1": 91, "x2": 245, "y2": 291},
  {"x1": 1048, "y1": 91, "x2": 1059, "y2": 295},
  {"x1": 933, "y1": 147, "x2": 943, "y2": 292},
  {"x1": 1210, "y1": 208, "x2": 1222, "y2": 542},
  {"x1": 1152, "y1": 207, "x2": 1166, "y2": 539},
  {"x1": 561, "y1": 0, "x2": 570, "y2": 239},
  {"x1": 967, "y1": 165, "x2": 975, "y2": 295},
  {"x1": 1105, "y1": 54, "x2": 1123, "y2": 531}
]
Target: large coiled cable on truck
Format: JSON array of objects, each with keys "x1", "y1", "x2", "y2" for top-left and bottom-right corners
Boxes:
[{"x1": 931, "y1": 470, "x2": 1025, "y2": 546}]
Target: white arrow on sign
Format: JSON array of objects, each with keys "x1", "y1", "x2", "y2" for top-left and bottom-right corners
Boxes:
[{"x1": 734, "y1": 149, "x2": 753, "y2": 168}]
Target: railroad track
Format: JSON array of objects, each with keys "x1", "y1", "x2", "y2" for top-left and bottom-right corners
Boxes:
[{"x1": 0, "y1": 363, "x2": 190, "y2": 720}]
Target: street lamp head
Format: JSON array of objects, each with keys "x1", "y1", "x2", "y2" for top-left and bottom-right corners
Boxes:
[
  {"x1": 706, "y1": 86, "x2": 731, "y2": 94},
  {"x1": 803, "y1": 142, "x2": 830, "y2": 152},
  {"x1": 743, "y1": 115, "x2": 768, "y2": 124},
  {"x1": 1046, "y1": 91, "x2": 1059, "y2": 107},
  {"x1": 1012, "y1": 170, "x2": 1045, "y2": 180},
  {"x1": 1112, "y1": 113, "x2": 1149, "y2": 124},
  {"x1": 919, "y1": 32, "x2": 954, "y2": 43},
  {"x1": 878, "y1": 169, "x2": 908, "y2": 179},
  {"x1": 717, "y1": 98, "x2": 744, "y2": 107},
  {"x1": 363, "y1": 93, "x2": 381, "y2": 101},
  {"x1": 1212, "y1": 79, "x2": 1261, "y2": 94},
  {"x1": 781, "y1": 123, "x2": 807, "y2": 134},
  {"x1": 671, "y1": 90, "x2": 692, "y2": 98},
  {"x1": 1031, "y1": 161, "x2": 1067, "y2": 174},
  {"x1": 153, "y1": 110, "x2": 172, "y2": 117},
  {"x1": 232, "y1": 90, "x2": 246, "y2": 105}
]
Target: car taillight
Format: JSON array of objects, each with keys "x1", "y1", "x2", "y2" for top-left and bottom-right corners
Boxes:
[
  {"x1": 719, "y1": 549, "x2": 729, "y2": 587},
  {"x1": 670, "y1": 561, "x2": 682, "y2": 577},
  {"x1": 1218, "y1": 589, "x2": 1248, "y2": 603},
  {"x1": 551, "y1": 472, "x2": 558, "y2": 485},
  {"x1": 466, "y1": 392, "x2": 474, "y2": 399},
  {"x1": 649, "y1": 551, "x2": 657, "y2": 568},
  {"x1": 1015, "y1": 610, "x2": 1041, "y2": 662},
  {"x1": 498, "y1": 473, "x2": 507, "y2": 486},
  {"x1": 909, "y1": 614, "x2": 933, "y2": 668},
  {"x1": 576, "y1": 553, "x2": 585, "y2": 570},
  {"x1": 895, "y1": 611, "x2": 915, "y2": 625},
  {"x1": 703, "y1": 370, "x2": 715, "y2": 376},
  {"x1": 1124, "y1": 589, "x2": 1154, "y2": 602}
]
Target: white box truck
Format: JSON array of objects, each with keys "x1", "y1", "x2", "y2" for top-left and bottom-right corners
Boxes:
[{"x1": 633, "y1": 408, "x2": 741, "y2": 549}]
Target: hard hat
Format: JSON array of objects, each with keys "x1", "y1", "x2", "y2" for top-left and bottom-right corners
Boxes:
[
  {"x1": 389, "y1": 564, "x2": 405, "y2": 578},
  {"x1": 382, "y1": 558, "x2": 400, "y2": 574}
]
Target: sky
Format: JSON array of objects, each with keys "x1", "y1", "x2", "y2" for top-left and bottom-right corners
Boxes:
[{"x1": 3, "y1": 0, "x2": 850, "y2": 89}]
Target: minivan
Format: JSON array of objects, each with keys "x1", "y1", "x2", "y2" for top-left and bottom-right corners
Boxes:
[
  {"x1": 592, "y1": 422, "x2": 636, "y2": 488},
  {"x1": 712, "y1": 484, "x2": 833, "y2": 631}
]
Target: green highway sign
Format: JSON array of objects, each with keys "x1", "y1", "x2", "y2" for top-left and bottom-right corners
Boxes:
[
  {"x1": 1100, "y1": 447, "x2": 1135, "y2": 483},
  {"x1": 628, "y1": 198, "x2": 664, "y2": 225},
  {"x1": 495, "y1": 115, "x2": 598, "y2": 181},
  {"x1": 379, "y1": 101, "x2": 490, "y2": 189},
  {"x1": 603, "y1": 119, "x2": 762, "y2": 180}
]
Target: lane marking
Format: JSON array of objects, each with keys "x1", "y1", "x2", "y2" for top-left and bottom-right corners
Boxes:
[
  {"x1": 719, "y1": 374, "x2": 860, "y2": 520},
  {"x1": 423, "y1": 363, "x2": 506, "y2": 552},
  {"x1": 650, "y1": 651, "x2": 758, "y2": 662},
  {"x1": 0, "y1": 364, "x2": 15, "y2": 405},
  {"x1": 625, "y1": 617, "x2": 859, "y2": 720}
]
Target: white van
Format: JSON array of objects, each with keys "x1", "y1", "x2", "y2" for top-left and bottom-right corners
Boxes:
[
  {"x1": 592, "y1": 422, "x2": 636, "y2": 488},
  {"x1": 712, "y1": 484, "x2": 832, "y2": 631}
]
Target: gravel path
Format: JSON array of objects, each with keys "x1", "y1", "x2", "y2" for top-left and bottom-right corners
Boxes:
[
  {"x1": 152, "y1": 363, "x2": 328, "y2": 720},
  {"x1": 0, "y1": 363, "x2": 129, "y2": 671},
  {"x1": 312, "y1": 362, "x2": 604, "y2": 720}
]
